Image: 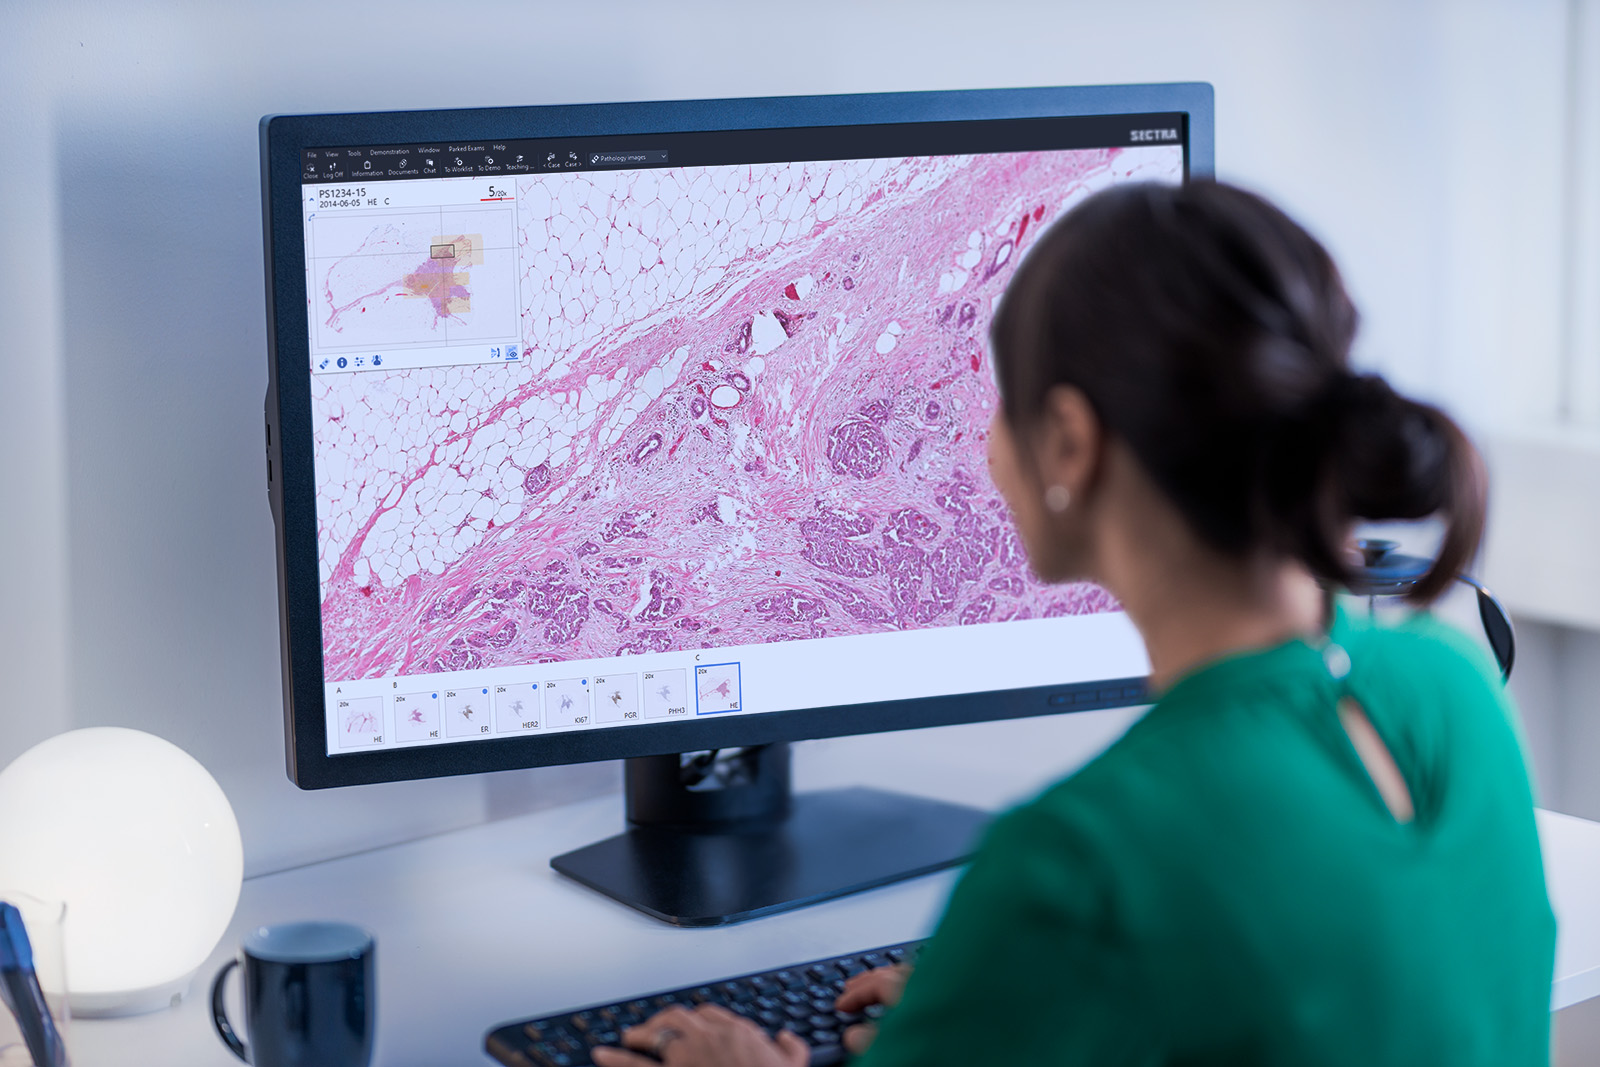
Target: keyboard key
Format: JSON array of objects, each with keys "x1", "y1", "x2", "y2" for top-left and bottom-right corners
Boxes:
[{"x1": 809, "y1": 1044, "x2": 847, "y2": 1067}]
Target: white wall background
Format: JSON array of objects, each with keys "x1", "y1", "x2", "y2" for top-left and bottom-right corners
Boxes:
[{"x1": 1, "y1": 0, "x2": 1594, "y2": 882}]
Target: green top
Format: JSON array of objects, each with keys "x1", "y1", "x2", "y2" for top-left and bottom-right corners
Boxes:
[{"x1": 859, "y1": 611, "x2": 1555, "y2": 1066}]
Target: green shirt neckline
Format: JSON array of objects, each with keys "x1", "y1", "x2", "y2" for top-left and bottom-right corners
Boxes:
[{"x1": 1152, "y1": 606, "x2": 1354, "y2": 712}]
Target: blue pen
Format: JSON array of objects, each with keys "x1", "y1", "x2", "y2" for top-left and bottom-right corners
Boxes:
[{"x1": 0, "y1": 901, "x2": 68, "y2": 1067}]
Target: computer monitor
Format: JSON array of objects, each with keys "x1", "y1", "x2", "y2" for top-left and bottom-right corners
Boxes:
[{"x1": 261, "y1": 83, "x2": 1213, "y2": 924}]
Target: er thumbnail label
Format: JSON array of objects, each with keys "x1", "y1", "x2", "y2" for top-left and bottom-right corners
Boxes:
[
  {"x1": 394, "y1": 691, "x2": 441, "y2": 742},
  {"x1": 445, "y1": 687, "x2": 492, "y2": 737},
  {"x1": 642, "y1": 668, "x2": 689, "y2": 717},
  {"x1": 494, "y1": 682, "x2": 541, "y2": 733},
  {"x1": 337, "y1": 695, "x2": 384, "y2": 748}
]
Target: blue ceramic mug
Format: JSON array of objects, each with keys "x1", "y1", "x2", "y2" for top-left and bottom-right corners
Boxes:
[{"x1": 210, "y1": 922, "x2": 375, "y2": 1067}]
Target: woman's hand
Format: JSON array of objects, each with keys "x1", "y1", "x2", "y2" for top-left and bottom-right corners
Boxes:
[
  {"x1": 835, "y1": 964, "x2": 911, "y2": 1055},
  {"x1": 590, "y1": 1004, "x2": 809, "y2": 1067}
]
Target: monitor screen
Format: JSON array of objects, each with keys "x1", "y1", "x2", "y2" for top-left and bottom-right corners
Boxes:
[{"x1": 262, "y1": 87, "x2": 1211, "y2": 786}]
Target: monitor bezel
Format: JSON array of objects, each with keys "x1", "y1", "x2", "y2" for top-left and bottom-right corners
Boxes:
[{"x1": 262, "y1": 83, "x2": 1214, "y2": 789}]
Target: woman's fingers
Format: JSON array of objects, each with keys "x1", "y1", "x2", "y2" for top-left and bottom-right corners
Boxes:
[
  {"x1": 836, "y1": 964, "x2": 911, "y2": 1011},
  {"x1": 774, "y1": 1028, "x2": 812, "y2": 1066},
  {"x1": 618, "y1": 1005, "x2": 699, "y2": 1051},
  {"x1": 843, "y1": 1021, "x2": 879, "y2": 1055},
  {"x1": 591, "y1": 1046, "x2": 661, "y2": 1067},
  {"x1": 603, "y1": 1002, "x2": 801, "y2": 1067}
]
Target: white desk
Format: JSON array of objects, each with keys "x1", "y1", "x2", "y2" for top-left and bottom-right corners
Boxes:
[{"x1": 66, "y1": 710, "x2": 1600, "y2": 1066}]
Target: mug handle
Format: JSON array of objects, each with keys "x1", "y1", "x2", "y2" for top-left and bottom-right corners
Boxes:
[{"x1": 210, "y1": 958, "x2": 250, "y2": 1063}]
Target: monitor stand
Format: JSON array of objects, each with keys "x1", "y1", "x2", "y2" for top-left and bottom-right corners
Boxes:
[{"x1": 549, "y1": 744, "x2": 992, "y2": 927}]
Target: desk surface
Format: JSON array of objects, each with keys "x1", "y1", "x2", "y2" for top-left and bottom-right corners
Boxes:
[{"x1": 69, "y1": 710, "x2": 1600, "y2": 1067}]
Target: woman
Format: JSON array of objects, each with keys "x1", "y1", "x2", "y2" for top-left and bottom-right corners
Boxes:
[{"x1": 592, "y1": 181, "x2": 1556, "y2": 1066}]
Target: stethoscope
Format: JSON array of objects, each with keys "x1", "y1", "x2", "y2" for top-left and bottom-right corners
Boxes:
[{"x1": 1347, "y1": 538, "x2": 1515, "y2": 681}]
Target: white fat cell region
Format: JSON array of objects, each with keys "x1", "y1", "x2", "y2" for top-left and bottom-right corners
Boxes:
[
  {"x1": 337, "y1": 695, "x2": 385, "y2": 748},
  {"x1": 695, "y1": 663, "x2": 742, "y2": 715},
  {"x1": 445, "y1": 686, "x2": 493, "y2": 738},
  {"x1": 545, "y1": 677, "x2": 592, "y2": 728},
  {"x1": 593, "y1": 673, "x2": 641, "y2": 724},
  {"x1": 395, "y1": 691, "x2": 442, "y2": 742},
  {"x1": 642, "y1": 668, "x2": 689, "y2": 718},
  {"x1": 494, "y1": 682, "x2": 542, "y2": 733}
]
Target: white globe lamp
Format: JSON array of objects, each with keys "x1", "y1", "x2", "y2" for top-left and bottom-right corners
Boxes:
[{"x1": 0, "y1": 728, "x2": 243, "y2": 1017}]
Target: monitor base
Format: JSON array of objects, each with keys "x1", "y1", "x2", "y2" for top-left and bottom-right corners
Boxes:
[{"x1": 550, "y1": 746, "x2": 991, "y2": 927}]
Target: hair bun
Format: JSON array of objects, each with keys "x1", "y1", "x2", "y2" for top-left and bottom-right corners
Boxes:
[{"x1": 1323, "y1": 373, "x2": 1451, "y2": 521}]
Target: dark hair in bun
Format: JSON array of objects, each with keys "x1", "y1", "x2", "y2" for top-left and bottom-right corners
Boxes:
[{"x1": 990, "y1": 180, "x2": 1484, "y2": 603}]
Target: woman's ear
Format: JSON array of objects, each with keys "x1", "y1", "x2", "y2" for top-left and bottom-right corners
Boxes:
[{"x1": 1037, "y1": 385, "x2": 1103, "y2": 499}]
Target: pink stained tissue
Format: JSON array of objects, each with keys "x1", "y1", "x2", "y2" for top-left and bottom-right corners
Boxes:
[{"x1": 312, "y1": 145, "x2": 1183, "y2": 680}]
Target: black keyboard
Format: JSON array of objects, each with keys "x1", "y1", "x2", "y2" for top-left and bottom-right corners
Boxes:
[{"x1": 485, "y1": 940, "x2": 923, "y2": 1067}]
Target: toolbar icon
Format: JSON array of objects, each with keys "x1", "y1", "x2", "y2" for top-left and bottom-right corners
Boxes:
[
  {"x1": 506, "y1": 345, "x2": 520, "y2": 360},
  {"x1": 568, "y1": 151, "x2": 578, "y2": 162},
  {"x1": 486, "y1": 157, "x2": 494, "y2": 165},
  {"x1": 336, "y1": 357, "x2": 348, "y2": 369},
  {"x1": 362, "y1": 160, "x2": 371, "y2": 170},
  {"x1": 455, "y1": 157, "x2": 464, "y2": 166},
  {"x1": 372, "y1": 355, "x2": 383, "y2": 367},
  {"x1": 546, "y1": 152, "x2": 556, "y2": 163}
]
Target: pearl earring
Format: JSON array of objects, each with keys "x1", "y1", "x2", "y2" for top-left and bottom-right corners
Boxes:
[{"x1": 1044, "y1": 484, "x2": 1071, "y2": 513}]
